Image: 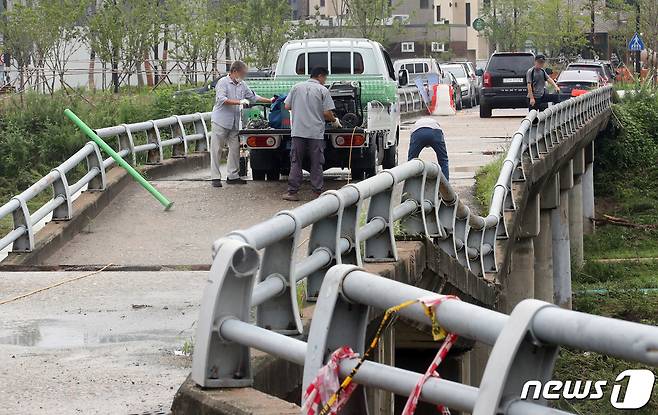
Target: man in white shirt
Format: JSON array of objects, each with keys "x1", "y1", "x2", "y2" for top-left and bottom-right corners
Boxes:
[{"x1": 210, "y1": 60, "x2": 274, "y2": 187}]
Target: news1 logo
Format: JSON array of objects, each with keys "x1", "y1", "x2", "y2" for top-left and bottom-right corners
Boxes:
[{"x1": 521, "y1": 369, "x2": 656, "y2": 409}]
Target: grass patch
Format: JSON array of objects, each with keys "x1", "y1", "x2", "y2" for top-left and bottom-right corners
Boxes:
[
  {"x1": 552, "y1": 90, "x2": 658, "y2": 413},
  {"x1": 473, "y1": 154, "x2": 504, "y2": 212}
]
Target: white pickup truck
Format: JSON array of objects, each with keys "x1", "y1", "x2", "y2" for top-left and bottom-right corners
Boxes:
[{"x1": 242, "y1": 38, "x2": 422, "y2": 181}]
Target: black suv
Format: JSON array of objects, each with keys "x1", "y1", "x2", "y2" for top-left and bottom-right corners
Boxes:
[{"x1": 477, "y1": 52, "x2": 535, "y2": 118}]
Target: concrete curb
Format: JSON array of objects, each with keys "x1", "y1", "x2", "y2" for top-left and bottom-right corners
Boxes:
[{"x1": 1, "y1": 152, "x2": 209, "y2": 266}]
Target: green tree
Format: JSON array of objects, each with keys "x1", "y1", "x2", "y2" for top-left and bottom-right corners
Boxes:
[
  {"x1": 232, "y1": 0, "x2": 300, "y2": 69},
  {"x1": 638, "y1": 0, "x2": 658, "y2": 72},
  {"x1": 1, "y1": 5, "x2": 36, "y2": 91},
  {"x1": 168, "y1": 0, "x2": 232, "y2": 84},
  {"x1": 527, "y1": 0, "x2": 589, "y2": 58},
  {"x1": 480, "y1": 0, "x2": 530, "y2": 51},
  {"x1": 343, "y1": 0, "x2": 397, "y2": 43}
]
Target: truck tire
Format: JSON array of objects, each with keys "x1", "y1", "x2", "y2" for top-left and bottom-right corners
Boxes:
[
  {"x1": 252, "y1": 169, "x2": 266, "y2": 181},
  {"x1": 480, "y1": 104, "x2": 492, "y2": 118},
  {"x1": 456, "y1": 93, "x2": 463, "y2": 110},
  {"x1": 266, "y1": 169, "x2": 280, "y2": 181},
  {"x1": 464, "y1": 92, "x2": 472, "y2": 109},
  {"x1": 382, "y1": 142, "x2": 398, "y2": 169},
  {"x1": 351, "y1": 167, "x2": 376, "y2": 181}
]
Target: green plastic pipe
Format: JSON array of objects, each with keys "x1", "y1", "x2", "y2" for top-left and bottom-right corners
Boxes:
[{"x1": 64, "y1": 109, "x2": 174, "y2": 211}]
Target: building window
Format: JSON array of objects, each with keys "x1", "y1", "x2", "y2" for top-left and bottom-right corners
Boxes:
[
  {"x1": 401, "y1": 42, "x2": 415, "y2": 53},
  {"x1": 435, "y1": 5, "x2": 441, "y2": 22},
  {"x1": 420, "y1": 0, "x2": 429, "y2": 8},
  {"x1": 431, "y1": 42, "x2": 446, "y2": 52},
  {"x1": 320, "y1": 0, "x2": 325, "y2": 6},
  {"x1": 466, "y1": 3, "x2": 471, "y2": 26}
]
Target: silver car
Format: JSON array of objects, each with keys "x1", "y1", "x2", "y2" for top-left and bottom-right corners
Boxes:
[{"x1": 442, "y1": 63, "x2": 478, "y2": 108}]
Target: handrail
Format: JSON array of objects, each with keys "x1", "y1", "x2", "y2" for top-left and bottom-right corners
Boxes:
[
  {"x1": 191, "y1": 86, "x2": 616, "y2": 411},
  {"x1": 0, "y1": 111, "x2": 211, "y2": 253}
]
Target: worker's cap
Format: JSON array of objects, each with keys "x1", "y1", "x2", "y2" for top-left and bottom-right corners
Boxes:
[{"x1": 535, "y1": 54, "x2": 546, "y2": 62}]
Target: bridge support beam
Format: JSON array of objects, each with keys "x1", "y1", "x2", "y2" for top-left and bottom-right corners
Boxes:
[
  {"x1": 569, "y1": 149, "x2": 585, "y2": 269},
  {"x1": 553, "y1": 163, "x2": 573, "y2": 309},
  {"x1": 582, "y1": 142, "x2": 595, "y2": 234},
  {"x1": 503, "y1": 194, "x2": 539, "y2": 312},
  {"x1": 535, "y1": 175, "x2": 559, "y2": 303}
]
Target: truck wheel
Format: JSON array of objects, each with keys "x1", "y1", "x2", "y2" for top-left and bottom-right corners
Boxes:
[
  {"x1": 456, "y1": 93, "x2": 463, "y2": 110},
  {"x1": 252, "y1": 169, "x2": 266, "y2": 181},
  {"x1": 382, "y1": 143, "x2": 398, "y2": 169},
  {"x1": 464, "y1": 93, "x2": 472, "y2": 109},
  {"x1": 266, "y1": 169, "x2": 280, "y2": 181},
  {"x1": 479, "y1": 104, "x2": 492, "y2": 118},
  {"x1": 352, "y1": 167, "x2": 376, "y2": 181}
]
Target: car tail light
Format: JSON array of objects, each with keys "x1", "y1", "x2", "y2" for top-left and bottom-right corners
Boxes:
[
  {"x1": 571, "y1": 89, "x2": 588, "y2": 97},
  {"x1": 247, "y1": 135, "x2": 276, "y2": 147},
  {"x1": 483, "y1": 71, "x2": 492, "y2": 88},
  {"x1": 335, "y1": 134, "x2": 366, "y2": 147}
]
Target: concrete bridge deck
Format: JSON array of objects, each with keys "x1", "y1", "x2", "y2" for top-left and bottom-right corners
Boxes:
[{"x1": 0, "y1": 107, "x2": 527, "y2": 414}]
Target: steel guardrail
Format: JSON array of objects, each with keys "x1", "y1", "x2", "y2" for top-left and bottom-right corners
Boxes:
[
  {"x1": 0, "y1": 86, "x2": 426, "y2": 255},
  {"x1": 0, "y1": 112, "x2": 212, "y2": 253},
  {"x1": 192, "y1": 86, "x2": 617, "y2": 412}
]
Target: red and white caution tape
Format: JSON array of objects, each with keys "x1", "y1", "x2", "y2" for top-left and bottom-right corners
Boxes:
[{"x1": 301, "y1": 346, "x2": 359, "y2": 415}]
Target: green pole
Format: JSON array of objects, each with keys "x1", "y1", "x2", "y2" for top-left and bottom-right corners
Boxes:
[{"x1": 64, "y1": 109, "x2": 174, "y2": 211}]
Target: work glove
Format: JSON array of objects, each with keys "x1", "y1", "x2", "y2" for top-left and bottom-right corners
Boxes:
[
  {"x1": 239, "y1": 98, "x2": 251, "y2": 107},
  {"x1": 330, "y1": 119, "x2": 343, "y2": 128}
]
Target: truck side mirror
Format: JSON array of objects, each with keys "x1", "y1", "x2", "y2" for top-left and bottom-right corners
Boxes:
[
  {"x1": 475, "y1": 68, "x2": 484, "y2": 76},
  {"x1": 398, "y1": 69, "x2": 409, "y2": 87}
]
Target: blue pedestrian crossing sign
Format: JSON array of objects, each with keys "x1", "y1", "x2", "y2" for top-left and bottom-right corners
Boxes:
[{"x1": 628, "y1": 33, "x2": 645, "y2": 51}]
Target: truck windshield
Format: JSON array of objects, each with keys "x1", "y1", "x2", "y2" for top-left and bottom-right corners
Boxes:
[{"x1": 295, "y1": 52, "x2": 365, "y2": 75}]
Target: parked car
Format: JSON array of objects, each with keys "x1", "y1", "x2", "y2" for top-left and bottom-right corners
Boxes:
[
  {"x1": 477, "y1": 52, "x2": 535, "y2": 118},
  {"x1": 439, "y1": 71, "x2": 463, "y2": 110},
  {"x1": 393, "y1": 58, "x2": 442, "y2": 83},
  {"x1": 556, "y1": 69, "x2": 600, "y2": 101},
  {"x1": 566, "y1": 60, "x2": 614, "y2": 84},
  {"x1": 442, "y1": 63, "x2": 478, "y2": 108},
  {"x1": 450, "y1": 61, "x2": 480, "y2": 104}
]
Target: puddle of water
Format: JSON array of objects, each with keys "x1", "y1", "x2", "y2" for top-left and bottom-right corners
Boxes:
[{"x1": 0, "y1": 319, "x2": 180, "y2": 348}]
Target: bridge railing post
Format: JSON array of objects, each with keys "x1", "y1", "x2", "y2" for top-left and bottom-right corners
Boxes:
[
  {"x1": 146, "y1": 121, "x2": 164, "y2": 164},
  {"x1": 171, "y1": 115, "x2": 188, "y2": 157},
  {"x1": 193, "y1": 112, "x2": 210, "y2": 152},
  {"x1": 118, "y1": 124, "x2": 136, "y2": 165}
]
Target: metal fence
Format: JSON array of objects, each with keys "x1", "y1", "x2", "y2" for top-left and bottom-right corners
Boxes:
[
  {"x1": 0, "y1": 112, "x2": 211, "y2": 253},
  {"x1": 191, "y1": 86, "x2": 620, "y2": 411},
  {"x1": 0, "y1": 85, "x2": 425, "y2": 255}
]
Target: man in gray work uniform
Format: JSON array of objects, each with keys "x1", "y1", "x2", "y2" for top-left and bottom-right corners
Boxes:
[
  {"x1": 526, "y1": 54, "x2": 561, "y2": 111},
  {"x1": 211, "y1": 60, "x2": 273, "y2": 187},
  {"x1": 282, "y1": 67, "x2": 342, "y2": 201}
]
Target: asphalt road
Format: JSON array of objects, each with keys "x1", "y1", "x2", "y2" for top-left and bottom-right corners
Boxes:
[{"x1": 0, "y1": 106, "x2": 527, "y2": 414}]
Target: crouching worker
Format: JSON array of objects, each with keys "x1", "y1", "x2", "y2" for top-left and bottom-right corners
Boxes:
[
  {"x1": 282, "y1": 67, "x2": 342, "y2": 201},
  {"x1": 210, "y1": 60, "x2": 274, "y2": 187},
  {"x1": 407, "y1": 117, "x2": 450, "y2": 180}
]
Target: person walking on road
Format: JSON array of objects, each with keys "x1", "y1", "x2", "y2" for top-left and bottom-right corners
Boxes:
[
  {"x1": 527, "y1": 54, "x2": 560, "y2": 111},
  {"x1": 407, "y1": 117, "x2": 450, "y2": 180},
  {"x1": 210, "y1": 60, "x2": 274, "y2": 187},
  {"x1": 282, "y1": 67, "x2": 342, "y2": 201}
]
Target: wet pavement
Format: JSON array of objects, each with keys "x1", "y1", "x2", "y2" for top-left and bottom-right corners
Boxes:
[{"x1": 0, "y1": 107, "x2": 527, "y2": 413}]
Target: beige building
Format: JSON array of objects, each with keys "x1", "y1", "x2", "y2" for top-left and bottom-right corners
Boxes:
[{"x1": 306, "y1": 0, "x2": 490, "y2": 61}]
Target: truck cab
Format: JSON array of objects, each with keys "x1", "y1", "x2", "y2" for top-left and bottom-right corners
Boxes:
[{"x1": 243, "y1": 38, "x2": 402, "y2": 181}]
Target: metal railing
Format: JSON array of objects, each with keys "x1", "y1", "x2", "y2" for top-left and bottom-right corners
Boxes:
[
  {"x1": 0, "y1": 83, "x2": 426, "y2": 255},
  {"x1": 0, "y1": 112, "x2": 211, "y2": 253},
  {"x1": 191, "y1": 87, "x2": 617, "y2": 411}
]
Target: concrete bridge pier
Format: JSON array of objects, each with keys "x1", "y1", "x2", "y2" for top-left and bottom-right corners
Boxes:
[
  {"x1": 534, "y1": 175, "x2": 559, "y2": 303},
  {"x1": 582, "y1": 142, "x2": 596, "y2": 235},
  {"x1": 553, "y1": 162, "x2": 573, "y2": 309},
  {"x1": 503, "y1": 193, "x2": 540, "y2": 312},
  {"x1": 569, "y1": 148, "x2": 586, "y2": 268}
]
